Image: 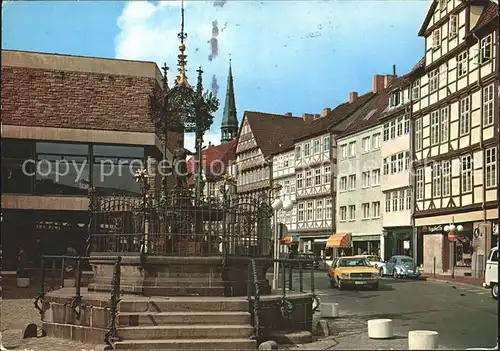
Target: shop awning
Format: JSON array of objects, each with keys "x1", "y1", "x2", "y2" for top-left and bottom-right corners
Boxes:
[{"x1": 326, "y1": 233, "x2": 352, "y2": 248}]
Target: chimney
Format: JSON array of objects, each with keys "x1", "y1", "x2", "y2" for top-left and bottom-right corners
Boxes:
[
  {"x1": 385, "y1": 74, "x2": 396, "y2": 87},
  {"x1": 349, "y1": 92, "x2": 358, "y2": 103},
  {"x1": 392, "y1": 64, "x2": 397, "y2": 76},
  {"x1": 322, "y1": 108, "x2": 331, "y2": 117},
  {"x1": 208, "y1": 141, "x2": 212, "y2": 147},
  {"x1": 373, "y1": 75, "x2": 385, "y2": 94},
  {"x1": 302, "y1": 113, "x2": 314, "y2": 122},
  {"x1": 313, "y1": 114, "x2": 321, "y2": 120},
  {"x1": 285, "y1": 112, "x2": 293, "y2": 117}
]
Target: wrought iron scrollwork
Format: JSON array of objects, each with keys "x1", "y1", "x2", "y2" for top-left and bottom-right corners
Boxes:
[
  {"x1": 104, "y1": 256, "x2": 122, "y2": 350},
  {"x1": 250, "y1": 259, "x2": 260, "y2": 341}
]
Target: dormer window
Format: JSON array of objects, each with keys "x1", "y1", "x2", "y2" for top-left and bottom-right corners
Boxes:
[
  {"x1": 390, "y1": 91, "x2": 401, "y2": 107},
  {"x1": 432, "y1": 29, "x2": 441, "y2": 49}
]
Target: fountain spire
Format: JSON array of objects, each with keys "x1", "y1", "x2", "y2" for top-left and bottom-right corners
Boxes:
[{"x1": 176, "y1": 0, "x2": 189, "y2": 86}]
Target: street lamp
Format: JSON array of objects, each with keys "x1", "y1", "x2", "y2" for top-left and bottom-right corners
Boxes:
[
  {"x1": 444, "y1": 221, "x2": 463, "y2": 278},
  {"x1": 272, "y1": 197, "x2": 294, "y2": 290}
]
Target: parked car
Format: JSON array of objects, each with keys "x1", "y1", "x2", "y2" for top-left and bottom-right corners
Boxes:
[
  {"x1": 381, "y1": 255, "x2": 420, "y2": 279},
  {"x1": 483, "y1": 246, "x2": 498, "y2": 299},
  {"x1": 355, "y1": 255, "x2": 385, "y2": 270},
  {"x1": 327, "y1": 256, "x2": 380, "y2": 290}
]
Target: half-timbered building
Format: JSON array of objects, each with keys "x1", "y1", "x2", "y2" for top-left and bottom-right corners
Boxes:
[
  {"x1": 335, "y1": 79, "x2": 392, "y2": 257},
  {"x1": 412, "y1": 0, "x2": 499, "y2": 277}
]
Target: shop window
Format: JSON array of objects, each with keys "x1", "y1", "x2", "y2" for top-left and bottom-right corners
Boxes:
[
  {"x1": 1, "y1": 139, "x2": 36, "y2": 194},
  {"x1": 454, "y1": 229, "x2": 473, "y2": 267},
  {"x1": 35, "y1": 142, "x2": 89, "y2": 196}
]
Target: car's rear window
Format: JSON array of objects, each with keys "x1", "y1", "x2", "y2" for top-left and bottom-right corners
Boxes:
[{"x1": 401, "y1": 258, "x2": 414, "y2": 263}]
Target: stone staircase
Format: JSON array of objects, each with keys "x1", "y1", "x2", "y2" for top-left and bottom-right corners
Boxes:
[{"x1": 113, "y1": 297, "x2": 257, "y2": 350}]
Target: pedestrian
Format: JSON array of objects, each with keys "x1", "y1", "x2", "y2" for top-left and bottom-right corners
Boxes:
[{"x1": 65, "y1": 243, "x2": 78, "y2": 279}]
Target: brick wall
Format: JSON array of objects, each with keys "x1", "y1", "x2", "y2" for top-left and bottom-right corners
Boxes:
[{"x1": 1, "y1": 66, "x2": 162, "y2": 133}]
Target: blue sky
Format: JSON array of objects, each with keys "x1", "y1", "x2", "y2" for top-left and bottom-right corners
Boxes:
[{"x1": 2, "y1": 0, "x2": 430, "y2": 148}]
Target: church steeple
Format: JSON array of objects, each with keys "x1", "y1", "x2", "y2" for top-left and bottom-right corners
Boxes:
[{"x1": 221, "y1": 57, "x2": 238, "y2": 143}]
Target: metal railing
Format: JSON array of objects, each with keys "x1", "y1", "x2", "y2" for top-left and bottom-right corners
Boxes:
[
  {"x1": 33, "y1": 255, "x2": 122, "y2": 350},
  {"x1": 246, "y1": 257, "x2": 319, "y2": 342}
]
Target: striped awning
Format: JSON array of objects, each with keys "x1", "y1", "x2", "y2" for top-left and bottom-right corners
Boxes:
[{"x1": 326, "y1": 233, "x2": 352, "y2": 248}]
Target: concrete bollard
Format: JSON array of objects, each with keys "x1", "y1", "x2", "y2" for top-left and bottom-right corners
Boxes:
[
  {"x1": 367, "y1": 319, "x2": 393, "y2": 339},
  {"x1": 63, "y1": 279, "x2": 76, "y2": 287},
  {"x1": 17, "y1": 277, "x2": 30, "y2": 288},
  {"x1": 320, "y1": 303, "x2": 339, "y2": 318},
  {"x1": 258, "y1": 340, "x2": 278, "y2": 350},
  {"x1": 408, "y1": 330, "x2": 439, "y2": 350}
]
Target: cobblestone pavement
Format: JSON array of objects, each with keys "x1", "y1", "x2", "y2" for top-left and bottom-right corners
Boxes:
[{"x1": 1, "y1": 284, "x2": 97, "y2": 351}]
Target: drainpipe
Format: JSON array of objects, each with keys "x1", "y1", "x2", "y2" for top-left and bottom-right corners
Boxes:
[{"x1": 473, "y1": 32, "x2": 487, "y2": 279}]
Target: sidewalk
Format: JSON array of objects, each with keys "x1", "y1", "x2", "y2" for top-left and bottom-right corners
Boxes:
[{"x1": 422, "y1": 274, "x2": 483, "y2": 287}]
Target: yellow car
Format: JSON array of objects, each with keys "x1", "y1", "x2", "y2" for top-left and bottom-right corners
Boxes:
[{"x1": 327, "y1": 256, "x2": 380, "y2": 290}]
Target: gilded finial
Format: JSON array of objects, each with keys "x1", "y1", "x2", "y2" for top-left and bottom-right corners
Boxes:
[{"x1": 176, "y1": 0, "x2": 189, "y2": 86}]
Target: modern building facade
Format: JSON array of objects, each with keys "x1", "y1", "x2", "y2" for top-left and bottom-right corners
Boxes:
[
  {"x1": 412, "y1": 0, "x2": 499, "y2": 277},
  {"x1": 1, "y1": 50, "x2": 177, "y2": 270}
]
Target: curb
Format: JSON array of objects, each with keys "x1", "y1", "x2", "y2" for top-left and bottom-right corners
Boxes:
[{"x1": 424, "y1": 276, "x2": 484, "y2": 288}]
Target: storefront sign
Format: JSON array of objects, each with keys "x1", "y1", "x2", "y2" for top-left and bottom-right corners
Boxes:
[{"x1": 421, "y1": 225, "x2": 443, "y2": 234}]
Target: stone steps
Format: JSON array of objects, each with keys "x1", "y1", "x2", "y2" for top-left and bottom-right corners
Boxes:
[
  {"x1": 118, "y1": 311, "x2": 251, "y2": 326},
  {"x1": 114, "y1": 338, "x2": 257, "y2": 350},
  {"x1": 117, "y1": 324, "x2": 254, "y2": 340},
  {"x1": 119, "y1": 298, "x2": 249, "y2": 313}
]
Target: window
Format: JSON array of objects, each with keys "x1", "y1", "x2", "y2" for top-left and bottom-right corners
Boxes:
[
  {"x1": 298, "y1": 203, "x2": 305, "y2": 222},
  {"x1": 457, "y1": 51, "x2": 468, "y2": 77},
  {"x1": 390, "y1": 155, "x2": 397, "y2": 174},
  {"x1": 385, "y1": 193, "x2": 391, "y2": 213},
  {"x1": 1, "y1": 139, "x2": 35, "y2": 194},
  {"x1": 483, "y1": 84, "x2": 494, "y2": 127},
  {"x1": 440, "y1": 0, "x2": 447, "y2": 10},
  {"x1": 283, "y1": 159, "x2": 289, "y2": 168},
  {"x1": 348, "y1": 174, "x2": 356, "y2": 190},
  {"x1": 429, "y1": 69, "x2": 439, "y2": 92},
  {"x1": 481, "y1": 35, "x2": 492, "y2": 63},
  {"x1": 362, "y1": 171, "x2": 370, "y2": 187},
  {"x1": 341, "y1": 144, "x2": 348, "y2": 159},
  {"x1": 397, "y1": 153, "x2": 404, "y2": 172},
  {"x1": 323, "y1": 136, "x2": 331, "y2": 153},
  {"x1": 430, "y1": 110, "x2": 440, "y2": 145},
  {"x1": 415, "y1": 118, "x2": 422, "y2": 151},
  {"x1": 340, "y1": 206, "x2": 347, "y2": 221},
  {"x1": 349, "y1": 142, "x2": 356, "y2": 157},
  {"x1": 362, "y1": 137, "x2": 371, "y2": 153},
  {"x1": 313, "y1": 139, "x2": 320, "y2": 154},
  {"x1": 442, "y1": 161, "x2": 451, "y2": 196},
  {"x1": 326, "y1": 199, "x2": 332, "y2": 219},
  {"x1": 405, "y1": 151, "x2": 411, "y2": 171},
  {"x1": 304, "y1": 143, "x2": 311, "y2": 157},
  {"x1": 339, "y1": 177, "x2": 347, "y2": 191},
  {"x1": 316, "y1": 200, "x2": 324, "y2": 220},
  {"x1": 432, "y1": 29, "x2": 441, "y2": 49},
  {"x1": 324, "y1": 166, "x2": 331, "y2": 184},
  {"x1": 372, "y1": 202, "x2": 380, "y2": 218},
  {"x1": 372, "y1": 169, "x2": 380, "y2": 185},
  {"x1": 392, "y1": 191, "x2": 398, "y2": 211},
  {"x1": 411, "y1": 80, "x2": 420, "y2": 100},
  {"x1": 295, "y1": 146, "x2": 301, "y2": 160},
  {"x1": 396, "y1": 117, "x2": 403, "y2": 137},
  {"x1": 461, "y1": 155, "x2": 472, "y2": 193},
  {"x1": 284, "y1": 180, "x2": 290, "y2": 194},
  {"x1": 348, "y1": 205, "x2": 356, "y2": 220},
  {"x1": 399, "y1": 190, "x2": 405, "y2": 211},
  {"x1": 416, "y1": 168, "x2": 424, "y2": 200},
  {"x1": 383, "y1": 123, "x2": 390, "y2": 141},
  {"x1": 439, "y1": 64, "x2": 447, "y2": 84},
  {"x1": 449, "y1": 15, "x2": 457, "y2": 37},
  {"x1": 315, "y1": 168, "x2": 322, "y2": 185},
  {"x1": 440, "y1": 107, "x2": 449, "y2": 142},
  {"x1": 404, "y1": 115, "x2": 410, "y2": 134},
  {"x1": 372, "y1": 133, "x2": 381, "y2": 149},
  {"x1": 459, "y1": 97, "x2": 470, "y2": 135},
  {"x1": 383, "y1": 158, "x2": 389, "y2": 175},
  {"x1": 307, "y1": 201, "x2": 313, "y2": 221},
  {"x1": 485, "y1": 147, "x2": 497, "y2": 189},
  {"x1": 297, "y1": 173, "x2": 303, "y2": 188},
  {"x1": 432, "y1": 163, "x2": 441, "y2": 197},
  {"x1": 405, "y1": 189, "x2": 412, "y2": 210},
  {"x1": 305, "y1": 171, "x2": 312, "y2": 187},
  {"x1": 390, "y1": 120, "x2": 396, "y2": 139},
  {"x1": 362, "y1": 203, "x2": 370, "y2": 219},
  {"x1": 390, "y1": 91, "x2": 401, "y2": 107}
]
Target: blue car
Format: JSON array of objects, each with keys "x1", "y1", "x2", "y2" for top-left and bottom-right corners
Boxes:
[{"x1": 381, "y1": 255, "x2": 420, "y2": 279}]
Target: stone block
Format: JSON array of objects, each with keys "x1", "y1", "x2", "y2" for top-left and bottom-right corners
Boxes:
[
  {"x1": 91, "y1": 307, "x2": 110, "y2": 329},
  {"x1": 63, "y1": 279, "x2": 76, "y2": 287},
  {"x1": 259, "y1": 340, "x2": 278, "y2": 350},
  {"x1": 64, "y1": 305, "x2": 91, "y2": 326},
  {"x1": 320, "y1": 303, "x2": 339, "y2": 318},
  {"x1": 51, "y1": 303, "x2": 66, "y2": 324},
  {"x1": 17, "y1": 277, "x2": 30, "y2": 288}
]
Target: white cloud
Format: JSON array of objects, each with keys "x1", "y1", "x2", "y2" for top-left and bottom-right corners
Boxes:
[{"x1": 184, "y1": 130, "x2": 221, "y2": 151}]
